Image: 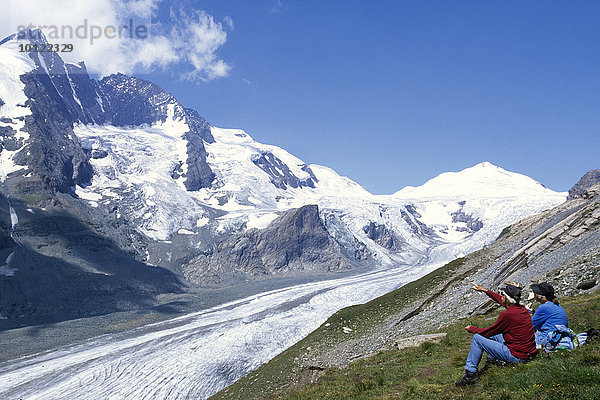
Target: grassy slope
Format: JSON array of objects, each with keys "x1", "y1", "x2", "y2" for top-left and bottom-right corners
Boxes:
[
  {"x1": 212, "y1": 250, "x2": 599, "y2": 399},
  {"x1": 275, "y1": 291, "x2": 600, "y2": 400}
]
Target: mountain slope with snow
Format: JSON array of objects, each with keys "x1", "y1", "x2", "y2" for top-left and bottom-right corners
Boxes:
[
  {"x1": 0, "y1": 40, "x2": 36, "y2": 181},
  {"x1": 71, "y1": 116, "x2": 567, "y2": 282},
  {"x1": 394, "y1": 161, "x2": 557, "y2": 198},
  {"x1": 0, "y1": 28, "x2": 567, "y2": 300}
]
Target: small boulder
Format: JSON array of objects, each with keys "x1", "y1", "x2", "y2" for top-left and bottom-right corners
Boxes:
[
  {"x1": 577, "y1": 280, "x2": 597, "y2": 290},
  {"x1": 91, "y1": 149, "x2": 109, "y2": 159}
]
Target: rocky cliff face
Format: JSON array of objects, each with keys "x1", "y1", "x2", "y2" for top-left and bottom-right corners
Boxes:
[
  {"x1": 15, "y1": 71, "x2": 94, "y2": 192},
  {"x1": 568, "y1": 170, "x2": 600, "y2": 200},
  {"x1": 183, "y1": 205, "x2": 356, "y2": 286},
  {"x1": 0, "y1": 29, "x2": 215, "y2": 195},
  {"x1": 0, "y1": 186, "x2": 183, "y2": 326}
]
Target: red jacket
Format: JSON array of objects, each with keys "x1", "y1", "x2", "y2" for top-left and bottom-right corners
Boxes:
[{"x1": 468, "y1": 290, "x2": 537, "y2": 360}]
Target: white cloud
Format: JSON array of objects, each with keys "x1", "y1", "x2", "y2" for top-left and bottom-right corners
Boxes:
[
  {"x1": 1, "y1": 0, "x2": 232, "y2": 82},
  {"x1": 116, "y1": 0, "x2": 157, "y2": 19},
  {"x1": 269, "y1": 0, "x2": 283, "y2": 14},
  {"x1": 224, "y1": 16, "x2": 234, "y2": 30},
  {"x1": 170, "y1": 10, "x2": 232, "y2": 81}
]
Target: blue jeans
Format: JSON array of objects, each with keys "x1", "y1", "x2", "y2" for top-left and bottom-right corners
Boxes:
[
  {"x1": 535, "y1": 330, "x2": 547, "y2": 347},
  {"x1": 465, "y1": 334, "x2": 525, "y2": 373}
]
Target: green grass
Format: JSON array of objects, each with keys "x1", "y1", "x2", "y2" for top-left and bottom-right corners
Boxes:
[
  {"x1": 272, "y1": 291, "x2": 600, "y2": 400},
  {"x1": 320, "y1": 256, "x2": 468, "y2": 335}
]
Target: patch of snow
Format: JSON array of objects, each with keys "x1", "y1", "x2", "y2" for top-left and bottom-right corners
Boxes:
[
  {"x1": 196, "y1": 217, "x2": 209, "y2": 227},
  {"x1": 144, "y1": 186, "x2": 157, "y2": 197},
  {"x1": 8, "y1": 200, "x2": 18, "y2": 229},
  {"x1": 66, "y1": 71, "x2": 83, "y2": 111},
  {"x1": 247, "y1": 197, "x2": 263, "y2": 205},
  {"x1": 0, "y1": 40, "x2": 35, "y2": 122},
  {"x1": 177, "y1": 228, "x2": 195, "y2": 235},
  {"x1": 0, "y1": 265, "x2": 17, "y2": 277},
  {"x1": 0, "y1": 42, "x2": 34, "y2": 180},
  {"x1": 246, "y1": 212, "x2": 279, "y2": 230},
  {"x1": 0, "y1": 151, "x2": 26, "y2": 182},
  {"x1": 75, "y1": 186, "x2": 102, "y2": 201},
  {"x1": 219, "y1": 196, "x2": 254, "y2": 212},
  {"x1": 0, "y1": 252, "x2": 17, "y2": 276}
]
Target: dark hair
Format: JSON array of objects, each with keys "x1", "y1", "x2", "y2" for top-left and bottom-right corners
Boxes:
[{"x1": 552, "y1": 297, "x2": 560, "y2": 305}]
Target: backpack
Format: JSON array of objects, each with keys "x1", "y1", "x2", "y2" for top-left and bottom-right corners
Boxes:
[
  {"x1": 576, "y1": 328, "x2": 600, "y2": 346},
  {"x1": 544, "y1": 324, "x2": 576, "y2": 354}
]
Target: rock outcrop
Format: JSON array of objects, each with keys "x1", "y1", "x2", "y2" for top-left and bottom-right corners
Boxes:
[
  {"x1": 251, "y1": 152, "x2": 317, "y2": 190},
  {"x1": 568, "y1": 170, "x2": 600, "y2": 200},
  {"x1": 362, "y1": 222, "x2": 405, "y2": 251},
  {"x1": 183, "y1": 205, "x2": 356, "y2": 285}
]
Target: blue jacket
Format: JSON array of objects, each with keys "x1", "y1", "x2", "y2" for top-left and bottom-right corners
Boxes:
[{"x1": 532, "y1": 301, "x2": 568, "y2": 335}]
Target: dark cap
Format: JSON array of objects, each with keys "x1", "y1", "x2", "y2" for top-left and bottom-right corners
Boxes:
[
  {"x1": 531, "y1": 283, "x2": 555, "y2": 301},
  {"x1": 500, "y1": 284, "x2": 522, "y2": 303}
]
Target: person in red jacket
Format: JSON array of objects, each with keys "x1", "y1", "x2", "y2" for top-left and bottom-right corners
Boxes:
[{"x1": 456, "y1": 282, "x2": 537, "y2": 386}]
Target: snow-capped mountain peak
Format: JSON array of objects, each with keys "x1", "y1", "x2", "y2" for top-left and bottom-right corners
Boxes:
[{"x1": 394, "y1": 161, "x2": 558, "y2": 198}]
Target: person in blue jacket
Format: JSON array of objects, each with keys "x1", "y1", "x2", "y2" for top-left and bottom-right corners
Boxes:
[{"x1": 530, "y1": 283, "x2": 569, "y2": 347}]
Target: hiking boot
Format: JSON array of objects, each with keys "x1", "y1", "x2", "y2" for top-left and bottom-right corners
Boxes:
[{"x1": 455, "y1": 370, "x2": 479, "y2": 386}]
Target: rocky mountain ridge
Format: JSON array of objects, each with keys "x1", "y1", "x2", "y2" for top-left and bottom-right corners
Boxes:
[
  {"x1": 183, "y1": 205, "x2": 357, "y2": 285},
  {"x1": 568, "y1": 169, "x2": 600, "y2": 200}
]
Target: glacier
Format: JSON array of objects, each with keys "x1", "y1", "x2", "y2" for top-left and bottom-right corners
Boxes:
[{"x1": 0, "y1": 263, "x2": 444, "y2": 400}]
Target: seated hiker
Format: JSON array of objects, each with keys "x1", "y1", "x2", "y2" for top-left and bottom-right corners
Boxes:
[
  {"x1": 456, "y1": 282, "x2": 537, "y2": 386},
  {"x1": 530, "y1": 283, "x2": 570, "y2": 349}
]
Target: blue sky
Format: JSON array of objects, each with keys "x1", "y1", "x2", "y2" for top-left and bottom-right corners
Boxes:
[{"x1": 5, "y1": 1, "x2": 600, "y2": 194}]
